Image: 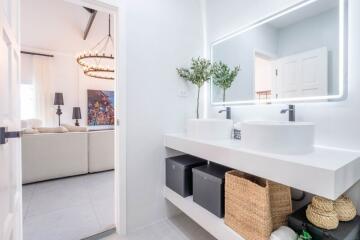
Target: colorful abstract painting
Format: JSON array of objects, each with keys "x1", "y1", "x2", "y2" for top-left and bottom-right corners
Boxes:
[{"x1": 87, "y1": 90, "x2": 115, "y2": 126}]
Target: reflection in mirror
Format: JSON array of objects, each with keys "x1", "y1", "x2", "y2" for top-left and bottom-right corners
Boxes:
[{"x1": 211, "y1": 0, "x2": 346, "y2": 105}]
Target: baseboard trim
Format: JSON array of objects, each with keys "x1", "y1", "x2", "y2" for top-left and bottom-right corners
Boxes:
[
  {"x1": 22, "y1": 169, "x2": 115, "y2": 186},
  {"x1": 81, "y1": 228, "x2": 116, "y2": 240}
]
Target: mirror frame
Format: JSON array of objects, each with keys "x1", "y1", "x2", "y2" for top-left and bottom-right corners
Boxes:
[{"x1": 210, "y1": 0, "x2": 348, "y2": 106}]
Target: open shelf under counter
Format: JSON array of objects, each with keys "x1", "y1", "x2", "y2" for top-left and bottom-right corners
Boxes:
[
  {"x1": 164, "y1": 133, "x2": 360, "y2": 200},
  {"x1": 163, "y1": 186, "x2": 245, "y2": 240}
]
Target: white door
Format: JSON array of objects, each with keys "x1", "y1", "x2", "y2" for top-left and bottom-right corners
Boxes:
[
  {"x1": 0, "y1": 0, "x2": 22, "y2": 239},
  {"x1": 273, "y1": 47, "x2": 328, "y2": 99}
]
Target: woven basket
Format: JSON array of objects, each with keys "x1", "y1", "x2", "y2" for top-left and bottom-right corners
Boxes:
[
  {"x1": 306, "y1": 204, "x2": 339, "y2": 230},
  {"x1": 335, "y1": 195, "x2": 357, "y2": 222},
  {"x1": 268, "y1": 180, "x2": 293, "y2": 229},
  {"x1": 312, "y1": 196, "x2": 334, "y2": 212},
  {"x1": 224, "y1": 171, "x2": 292, "y2": 240}
]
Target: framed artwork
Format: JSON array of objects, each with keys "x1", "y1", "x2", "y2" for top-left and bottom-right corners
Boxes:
[{"x1": 87, "y1": 90, "x2": 115, "y2": 126}]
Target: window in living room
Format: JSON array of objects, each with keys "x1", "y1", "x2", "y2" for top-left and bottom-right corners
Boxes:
[
  {"x1": 20, "y1": 53, "x2": 36, "y2": 120},
  {"x1": 20, "y1": 83, "x2": 36, "y2": 120}
]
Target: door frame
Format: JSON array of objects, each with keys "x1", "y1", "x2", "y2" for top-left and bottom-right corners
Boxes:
[
  {"x1": 67, "y1": 0, "x2": 127, "y2": 236},
  {"x1": 0, "y1": 0, "x2": 22, "y2": 239},
  {"x1": 21, "y1": 0, "x2": 128, "y2": 237},
  {"x1": 253, "y1": 49, "x2": 277, "y2": 102}
]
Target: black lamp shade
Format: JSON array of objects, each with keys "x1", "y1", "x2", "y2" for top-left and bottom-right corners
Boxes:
[
  {"x1": 54, "y1": 92, "x2": 64, "y2": 105},
  {"x1": 72, "y1": 107, "x2": 82, "y2": 120}
]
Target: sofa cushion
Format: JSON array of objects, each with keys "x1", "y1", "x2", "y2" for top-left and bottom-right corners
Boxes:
[
  {"x1": 37, "y1": 126, "x2": 69, "y2": 133},
  {"x1": 61, "y1": 124, "x2": 88, "y2": 132},
  {"x1": 22, "y1": 128, "x2": 40, "y2": 134}
]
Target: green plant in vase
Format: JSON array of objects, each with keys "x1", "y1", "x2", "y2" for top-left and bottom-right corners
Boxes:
[
  {"x1": 212, "y1": 61, "x2": 240, "y2": 102},
  {"x1": 177, "y1": 57, "x2": 213, "y2": 119}
]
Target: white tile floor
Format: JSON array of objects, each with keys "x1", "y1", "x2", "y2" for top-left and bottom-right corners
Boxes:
[
  {"x1": 102, "y1": 214, "x2": 216, "y2": 240},
  {"x1": 23, "y1": 171, "x2": 115, "y2": 240}
]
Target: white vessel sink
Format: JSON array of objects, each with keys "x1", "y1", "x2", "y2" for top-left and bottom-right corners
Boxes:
[
  {"x1": 241, "y1": 121, "x2": 315, "y2": 154},
  {"x1": 186, "y1": 119, "x2": 233, "y2": 140}
]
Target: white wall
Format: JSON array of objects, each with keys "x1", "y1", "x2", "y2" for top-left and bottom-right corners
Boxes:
[
  {"x1": 21, "y1": 52, "x2": 114, "y2": 128},
  {"x1": 206, "y1": 0, "x2": 360, "y2": 211},
  {"x1": 21, "y1": 0, "x2": 114, "y2": 126},
  {"x1": 124, "y1": 0, "x2": 204, "y2": 232},
  {"x1": 212, "y1": 24, "x2": 278, "y2": 102},
  {"x1": 51, "y1": 54, "x2": 114, "y2": 126}
]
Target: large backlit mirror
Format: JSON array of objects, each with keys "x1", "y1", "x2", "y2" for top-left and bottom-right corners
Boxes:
[{"x1": 211, "y1": 0, "x2": 347, "y2": 105}]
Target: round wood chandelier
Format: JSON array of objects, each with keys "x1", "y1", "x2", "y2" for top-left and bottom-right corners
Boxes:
[
  {"x1": 77, "y1": 15, "x2": 114, "y2": 80},
  {"x1": 84, "y1": 66, "x2": 114, "y2": 80}
]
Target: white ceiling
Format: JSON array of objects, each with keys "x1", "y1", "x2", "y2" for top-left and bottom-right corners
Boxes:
[
  {"x1": 21, "y1": 0, "x2": 114, "y2": 54},
  {"x1": 268, "y1": 0, "x2": 339, "y2": 29}
]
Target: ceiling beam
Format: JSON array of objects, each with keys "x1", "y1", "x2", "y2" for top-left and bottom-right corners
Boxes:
[
  {"x1": 83, "y1": 7, "x2": 98, "y2": 40},
  {"x1": 84, "y1": 7, "x2": 95, "y2": 13},
  {"x1": 21, "y1": 51, "x2": 54, "y2": 58}
]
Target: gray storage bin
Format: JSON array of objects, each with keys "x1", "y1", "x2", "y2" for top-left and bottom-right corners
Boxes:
[
  {"x1": 192, "y1": 163, "x2": 232, "y2": 218},
  {"x1": 166, "y1": 155, "x2": 207, "y2": 197}
]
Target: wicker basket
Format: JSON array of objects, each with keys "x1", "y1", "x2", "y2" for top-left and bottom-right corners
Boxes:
[
  {"x1": 312, "y1": 196, "x2": 334, "y2": 212},
  {"x1": 335, "y1": 195, "x2": 357, "y2": 222},
  {"x1": 306, "y1": 204, "x2": 339, "y2": 230},
  {"x1": 268, "y1": 180, "x2": 293, "y2": 229},
  {"x1": 224, "y1": 170, "x2": 292, "y2": 240}
]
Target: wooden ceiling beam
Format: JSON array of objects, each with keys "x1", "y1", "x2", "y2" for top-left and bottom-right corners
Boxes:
[
  {"x1": 84, "y1": 7, "x2": 95, "y2": 14},
  {"x1": 83, "y1": 7, "x2": 98, "y2": 40}
]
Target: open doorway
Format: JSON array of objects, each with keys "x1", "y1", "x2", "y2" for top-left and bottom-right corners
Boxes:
[
  {"x1": 20, "y1": 0, "x2": 117, "y2": 239},
  {"x1": 254, "y1": 51, "x2": 276, "y2": 103}
]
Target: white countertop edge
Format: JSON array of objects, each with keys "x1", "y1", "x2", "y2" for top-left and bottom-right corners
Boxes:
[
  {"x1": 164, "y1": 133, "x2": 360, "y2": 171},
  {"x1": 164, "y1": 133, "x2": 360, "y2": 200}
]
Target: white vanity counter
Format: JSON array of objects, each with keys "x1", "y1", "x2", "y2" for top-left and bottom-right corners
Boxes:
[{"x1": 164, "y1": 133, "x2": 360, "y2": 200}]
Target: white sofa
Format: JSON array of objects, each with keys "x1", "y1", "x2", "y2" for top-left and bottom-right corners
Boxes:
[
  {"x1": 22, "y1": 130, "x2": 114, "y2": 184},
  {"x1": 88, "y1": 131, "x2": 115, "y2": 173}
]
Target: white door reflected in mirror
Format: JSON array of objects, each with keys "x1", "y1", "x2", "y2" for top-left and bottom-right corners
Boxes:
[{"x1": 211, "y1": 0, "x2": 347, "y2": 105}]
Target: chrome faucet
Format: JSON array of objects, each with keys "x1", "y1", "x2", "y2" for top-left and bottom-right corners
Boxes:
[
  {"x1": 280, "y1": 105, "x2": 295, "y2": 122},
  {"x1": 219, "y1": 107, "x2": 231, "y2": 120}
]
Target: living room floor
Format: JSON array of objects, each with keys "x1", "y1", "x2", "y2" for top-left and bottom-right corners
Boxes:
[{"x1": 22, "y1": 171, "x2": 115, "y2": 240}]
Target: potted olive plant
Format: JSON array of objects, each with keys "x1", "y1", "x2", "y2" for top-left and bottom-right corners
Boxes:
[
  {"x1": 212, "y1": 62, "x2": 240, "y2": 102},
  {"x1": 177, "y1": 57, "x2": 213, "y2": 119}
]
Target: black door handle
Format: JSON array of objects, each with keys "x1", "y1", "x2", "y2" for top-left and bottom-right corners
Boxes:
[{"x1": 0, "y1": 127, "x2": 22, "y2": 144}]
